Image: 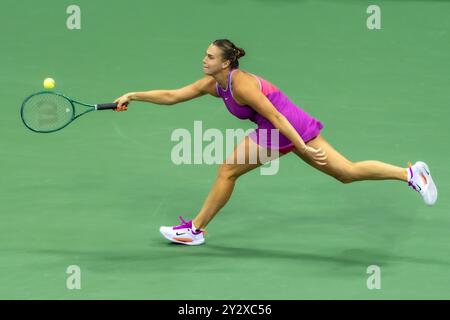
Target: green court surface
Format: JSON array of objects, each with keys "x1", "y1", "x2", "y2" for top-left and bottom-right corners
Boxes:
[{"x1": 1, "y1": 0, "x2": 449, "y2": 299}]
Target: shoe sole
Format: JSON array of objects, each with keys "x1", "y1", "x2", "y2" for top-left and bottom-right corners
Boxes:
[{"x1": 160, "y1": 230, "x2": 205, "y2": 246}]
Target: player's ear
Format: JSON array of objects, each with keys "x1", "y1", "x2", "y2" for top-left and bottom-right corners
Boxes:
[{"x1": 222, "y1": 60, "x2": 230, "y2": 69}]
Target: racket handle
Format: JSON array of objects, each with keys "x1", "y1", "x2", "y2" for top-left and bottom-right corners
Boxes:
[{"x1": 96, "y1": 103, "x2": 118, "y2": 110}]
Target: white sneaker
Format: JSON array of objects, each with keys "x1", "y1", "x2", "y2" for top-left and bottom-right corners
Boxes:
[
  {"x1": 159, "y1": 216, "x2": 205, "y2": 246},
  {"x1": 407, "y1": 161, "x2": 438, "y2": 206}
]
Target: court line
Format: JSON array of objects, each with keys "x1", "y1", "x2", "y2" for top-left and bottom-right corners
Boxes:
[{"x1": 111, "y1": 121, "x2": 165, "y2": 148}]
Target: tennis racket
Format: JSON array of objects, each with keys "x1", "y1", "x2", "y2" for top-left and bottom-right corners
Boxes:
[{"x1": 20, "y1": 91, "x2": 126, "y2": 133}]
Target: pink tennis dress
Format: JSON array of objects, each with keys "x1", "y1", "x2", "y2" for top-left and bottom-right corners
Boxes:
[{"x1": 215, "y1": 69, "x2": 324, "y2": 153}]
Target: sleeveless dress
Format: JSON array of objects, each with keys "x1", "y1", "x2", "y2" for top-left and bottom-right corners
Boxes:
[{"x1": 215, "y1": 69, "x2": 324, "y2": 153}]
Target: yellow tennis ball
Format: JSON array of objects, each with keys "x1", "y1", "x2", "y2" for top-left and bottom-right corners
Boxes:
[{"x1": 43, "y1": 78, "x2": 55, "y2": 89}]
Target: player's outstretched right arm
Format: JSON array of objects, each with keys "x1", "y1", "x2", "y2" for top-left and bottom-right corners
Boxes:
[{"x1": 114, "y1": 76, "x2": 216, "y2": 111}]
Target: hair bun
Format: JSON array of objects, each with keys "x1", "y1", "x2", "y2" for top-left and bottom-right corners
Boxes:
[
  {"x1": 212, "y1": 39, "x2": 246, "y2": 68},
  {"x1": 236, "y1": 47, "x2": 246, "y2": 59}
]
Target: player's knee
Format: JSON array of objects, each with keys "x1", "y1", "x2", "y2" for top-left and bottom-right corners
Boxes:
[
  {"x1": 334, "y1": 164, "x2": 356, "y2": 184},
  {"x1": 336, "y1": 175, "x2": 354, "y2": 184},
  {"x1": 217, "y1": 163, "x2": 240, "y2": 181}
]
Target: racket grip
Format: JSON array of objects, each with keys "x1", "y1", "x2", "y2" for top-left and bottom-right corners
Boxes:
[{"x1": 96, "y1": 103, "x2": 119, "y2": 110}]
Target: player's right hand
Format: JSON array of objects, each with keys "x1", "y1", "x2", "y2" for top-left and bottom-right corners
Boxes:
[{"x1": 114, "y1": 93, "x2": 131, "y2": 112}]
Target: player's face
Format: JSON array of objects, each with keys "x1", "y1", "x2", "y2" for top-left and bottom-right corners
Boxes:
[{"x1": 202, "y1": 45, "x2": 230, "y2": 75}]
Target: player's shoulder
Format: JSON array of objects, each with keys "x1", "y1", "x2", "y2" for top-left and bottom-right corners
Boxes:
[
  {"x1": 195, "y1": 75, "x2": 218, "y2": 96},
  {"x1": 231, "y1": 68, "x2": 249, "y2": 80},
  {"x1": 231, "y1": 69, "x2": 259, "y2": 92}
]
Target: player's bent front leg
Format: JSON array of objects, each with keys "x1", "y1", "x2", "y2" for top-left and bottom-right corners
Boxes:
[
  {"x1": 192, "y1": 138, "x2": 264, "y2": 230},
  {"x1": 292, "y1": 134, "x2": 437, "y2": 205},
  {"x1": 159, "y1": 136, "x2": 287, "y2": 245}
]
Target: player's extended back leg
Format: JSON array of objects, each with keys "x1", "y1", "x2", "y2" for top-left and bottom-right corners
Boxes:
[{"x1": 292, "y1": 134, "x2": 437, "y2": 205}]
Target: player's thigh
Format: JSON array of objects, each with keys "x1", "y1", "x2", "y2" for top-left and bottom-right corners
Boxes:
[
  {"x1": 292, "y1": 134, "x2": 354, "y2": 179},
  {"x1": 221, "y1": 136, "x2": 285, "y2": 179}
]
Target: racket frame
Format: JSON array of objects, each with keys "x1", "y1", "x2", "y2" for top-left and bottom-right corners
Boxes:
[{"x1": 20, "y1": 91, "x2": 117, "y2": 133}]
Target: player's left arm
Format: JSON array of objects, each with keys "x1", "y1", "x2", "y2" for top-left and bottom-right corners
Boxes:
[{"x1": 232, "y1": 72, "x2": 308, "y2": 153}]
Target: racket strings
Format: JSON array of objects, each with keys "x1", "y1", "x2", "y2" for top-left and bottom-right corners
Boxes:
[{"x1": 22, "y1": 93, "x2": 74, "y2": 132}]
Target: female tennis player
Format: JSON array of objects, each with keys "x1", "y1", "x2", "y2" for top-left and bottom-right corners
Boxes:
[{"x1": 114, "y1": 39, "x2": 438, "y2": 246}]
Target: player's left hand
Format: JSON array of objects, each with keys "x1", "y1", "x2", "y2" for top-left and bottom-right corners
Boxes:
[{"x1": 302, "y1": 145, "x2": 328, "y2": 166}]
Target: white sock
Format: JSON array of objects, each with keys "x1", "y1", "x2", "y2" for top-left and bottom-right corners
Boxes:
[{"x1": 192, "y1": 221, "x2": 199, "y2": 231}]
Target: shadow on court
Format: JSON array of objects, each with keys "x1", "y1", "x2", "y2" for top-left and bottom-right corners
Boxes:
[
  {"x1": 16, "y1": 243, "x2": 450, "y2": 271},
  {"x1": 197, "y1": 244, "x2": 450, "y2": 268}
]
